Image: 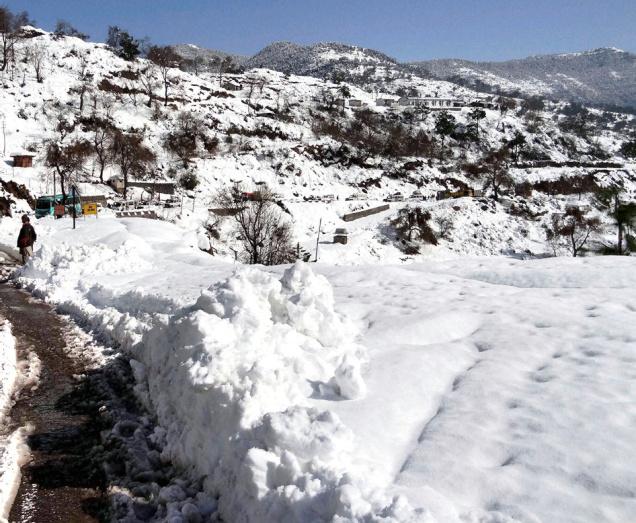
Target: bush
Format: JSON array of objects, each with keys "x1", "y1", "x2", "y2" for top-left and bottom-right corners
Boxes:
[
  {"x1": 180, "y1": 172, "x2": 199, "y2": 191},
  {"x1": 392, "y1": 207, "x2": 438, "y2": 247}
]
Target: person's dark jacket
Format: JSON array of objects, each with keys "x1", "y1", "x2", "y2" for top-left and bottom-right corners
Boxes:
[{"x1": 17, "y1": 223, "x2": 37, "y2": 249}]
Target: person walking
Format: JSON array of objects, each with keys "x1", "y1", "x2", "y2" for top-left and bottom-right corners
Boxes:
[{"x1": 17, "y1": 215, "x2": 37, "y2": 264}]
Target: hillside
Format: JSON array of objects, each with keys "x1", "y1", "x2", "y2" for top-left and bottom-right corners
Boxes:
[
  {"x1": 0, "y1": 28, "x2": 635, "y2": 264},
  {"x1": 170, "y1": 43, "x2": 248, "y2": 72},
  {"x1": 409, "y1": 47, "x2": 636, "y2": 110}
]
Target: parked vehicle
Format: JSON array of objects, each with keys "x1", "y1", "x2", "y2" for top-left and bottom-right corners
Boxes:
[
  {"x1": 384, "y1": 192, "x2": 404, "y2": 202},
  {"x1": 436, "y1": 188, "x2": 479, "y2": 200},
  {"x1": 35, "y1": 194, "x2": 82, "y2": 218}
]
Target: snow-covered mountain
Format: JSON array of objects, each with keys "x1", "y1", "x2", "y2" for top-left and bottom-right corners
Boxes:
[
  {"x1": 170, "y1": 43, "x2": 248, "y2": 71},
  {"x1": 409, "y1": 47, "x2": 636, "y2": 110},
  {"x1": 245, "y1": 41, "x2": 399, "y2": 78},
  {"x1": 184, "y1": 41, "x2": 636, "y2": 110}
]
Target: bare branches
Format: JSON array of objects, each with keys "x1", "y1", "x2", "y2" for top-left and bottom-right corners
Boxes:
[
  {"x1": 24, "y1": 42, "x2": 47, "y2": 82},
  {"x1": 215, "y1": 185, "x2": 295, "y2": 265},
  {"x1": 546, "y1": 207, "x2": 601, "y2": 257},
  {"x1": 148, "y1": 46, "x2": 180, "y2": 106},
  {"x1": 138, "y1": 65, "x2": 159, "y2": 108},
  {"x1": 110, "y1": 131, "x2": 156, "y2": 199}
]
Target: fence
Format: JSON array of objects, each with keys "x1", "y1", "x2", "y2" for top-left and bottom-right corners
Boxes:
[{"x1": 342, "y1": 204, "x2": 390, "y2": 222}]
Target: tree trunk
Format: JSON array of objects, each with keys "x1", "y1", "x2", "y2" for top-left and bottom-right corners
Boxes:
[{"x1": 58, "y1": 171, "x2": 67, "y2": 203}]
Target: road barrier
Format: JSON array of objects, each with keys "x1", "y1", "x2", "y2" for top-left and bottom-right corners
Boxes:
[{"x1": 115, "y1": 210, "x2": 159, "y2": 219}]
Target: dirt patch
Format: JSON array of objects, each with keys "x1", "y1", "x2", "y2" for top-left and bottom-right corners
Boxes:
[{"x1": 0, "y1": 285, "x2": 109, "y2": 522}]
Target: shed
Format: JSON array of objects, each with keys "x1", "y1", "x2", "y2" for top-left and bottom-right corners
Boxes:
[
  {"x1": 334, "y1": 228, "x2": 348, "y2": 245},
  {"x1": 11, "y1": 153, "x2": 35, "y2": 168},
  {"x1": 108, "y1": 176, "x2": 126, "y2": 194},
  {"x1": 222, "y1": 81, "x2": 242, "y2": 91}
]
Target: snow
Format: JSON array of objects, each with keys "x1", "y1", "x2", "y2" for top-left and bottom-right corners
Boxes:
[
  {"x1": 0, "y1": 215, "x2": 634, "y2": 522},
  {"x1": 0, "y1": 322, "x2": 31, "y2": 523},
  {"x1": 0, "y1": 427, "x2": 29, "y2": 523},
  {"x1": 0, "y1": 321, "x2": 16, "y2": 429},
  {"x1": 0, "y1": 27, "x2": 635, "y2": 522}
]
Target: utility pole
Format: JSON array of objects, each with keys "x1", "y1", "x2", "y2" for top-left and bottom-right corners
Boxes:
[
  {"x1": 0, "y1": 115, "x2": 5, "y2": 157},
  {"x1": 72, "y1": 185, "x2": 77, "y2": 230},
  {"x1": 314, "y1": 218, "x2": 322, "y2": 262}
]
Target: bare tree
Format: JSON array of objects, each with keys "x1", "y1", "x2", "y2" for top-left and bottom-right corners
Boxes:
[
  {"x1": 124, "y1": 80, "x2": 139, "y2": 107},
  {"x1": 189, "y1": 54, "x2": 205, "y2": 76},
  {"x1": 0, "y1": 6, "x2": 20, "y2": 73},
  {"x1": 87, "y1": 116, "x2": 114, "y2": 183},
  {"x1": 138, "y1": 65, "x2": 159, "y2": 107},
  {"x1": 53, "y1": 20, "x2": 89, "y2": 41},
  {"x1": 546, "y1": 207, "x2": 601, "y2": 257},
  {"x1": 217, "y1": 55, "x2": 233, "y2": 86},
  {"x1": 69, "y1": 53, "x2": 93, "y2": 113},
  {"x1": 163, "y1": 111, "x2": 205, "y2": 166},
  {"x1": 392, "y1": 207, "x2": 438, "y2": 255},
  {"x1": 25, "y1": 42, "x2": 47, "y2": 82},
  {"x1": 215, "y1": 185, "x2": 296, "y2": 265},
  {"x1": 44, "y1": 122, "x2": 92, "y2": 201},
  {"x1": 481, "y1": 147, "x2": 513, "y2": 201},
  {"x1": 147, "y1": 46, "x2": 180, "y2": 106},
  {"x1": 110, "y1": 130, "x2": 156, "y2": 199},
  {"x1": 595, "y1": 186, "x2": 636, "y2": 254}
]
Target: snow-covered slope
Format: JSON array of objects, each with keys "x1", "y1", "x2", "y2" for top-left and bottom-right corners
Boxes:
[
  {"x1": 1, "y1": 29, "x2": 635, "y2": 263},
  {"x1": 0, "y1": 28, "x2": 633, "y2": 262}
]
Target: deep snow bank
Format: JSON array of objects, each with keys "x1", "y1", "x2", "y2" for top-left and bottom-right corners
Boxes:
[
  {"x1": 0, "y1": 321, "x2": 16, "y2": 426},
  {"x1": 12, "y1": 220, "x2": 419, "y2": 521},
  {"x1": 134, "y1": 263, "x2": 417, "y2": 522},
  {"x1": 0, "y1": 321, "x2": 30, "y2": 523}
]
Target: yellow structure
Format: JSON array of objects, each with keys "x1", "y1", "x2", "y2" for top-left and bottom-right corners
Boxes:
[{"x1": 82, "y1": 203, "x2": 98, "y2": 216}]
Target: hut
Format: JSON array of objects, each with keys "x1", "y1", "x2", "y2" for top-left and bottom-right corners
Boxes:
[
  {"x1": 333, "y1": 228, "x2": 348, "y2": 245},
  {"x1": 108, "y1": 176, "x2": 126, "y2": 194},
  {"x1": 11, "y1": 153, "x2": 35, "y2": 168}
]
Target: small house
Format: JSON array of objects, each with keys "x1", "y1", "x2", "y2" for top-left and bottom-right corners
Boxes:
[
  {"x1": 376, "y1": 98, "x2": 398, "y2": 108},
  {"x1": 339, "y1": 98, "x2": 364, "y2": 108},
  {"x1": 11, "y1": 153, "x2": 35, "y2": 168},
  {"x1": 222, "y1": 80, "x2": 242, "y2": 91},
  {"x1": 108, "y1": 176, "x2": 125, "y2": 194},
  {"x1": 333, "y1": 228, "x2": 348, "y2": 245}
]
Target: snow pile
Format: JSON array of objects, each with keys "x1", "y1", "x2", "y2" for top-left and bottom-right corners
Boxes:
[
  {"x1": 0, "y1": 321, "x2": 17, "y2": 426},
  {"x1": 0, "y1": 321, "x2": 30, "y2": 523},
  {"x1": 132, "y1": 262, "x2": 411, "y2": 522},
  {"x1": 0, "y1": 427, "x2": 30, "y2": 523},
  {"x1": 16, "y1": 231, "x2": 160, "y2": 349}
]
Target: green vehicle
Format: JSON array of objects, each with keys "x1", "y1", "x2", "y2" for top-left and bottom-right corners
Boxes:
[{"x1": 35, "y1": 194, "x2": 82, "y2": 219}]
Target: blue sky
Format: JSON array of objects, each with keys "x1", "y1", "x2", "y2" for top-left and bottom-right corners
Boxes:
[{"x1": 9, "y1": 0, "x2": 636, "y2": 61}]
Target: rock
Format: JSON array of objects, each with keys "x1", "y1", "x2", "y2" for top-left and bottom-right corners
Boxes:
[{"x1": 132, "y1": 501, "x2": 157, "y2": 521}]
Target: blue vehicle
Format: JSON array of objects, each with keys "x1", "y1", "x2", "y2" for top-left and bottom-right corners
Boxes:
[{"x1": 35, "y1": 194, "x2": 82, "y2": 219}]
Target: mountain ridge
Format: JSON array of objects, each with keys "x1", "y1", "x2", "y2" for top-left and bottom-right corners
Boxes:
[{"x1": 171, "y1": 40, "x2": 636, "y2": 109}]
